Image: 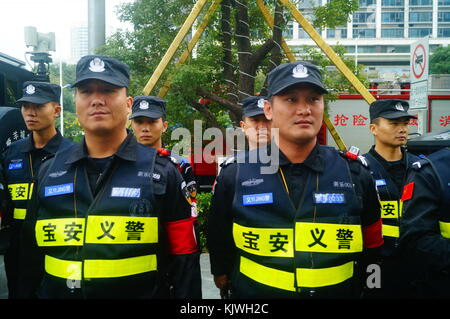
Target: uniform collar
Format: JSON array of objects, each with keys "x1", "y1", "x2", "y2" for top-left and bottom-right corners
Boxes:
[
  {"x1": 271, "y1": 142, "x2": 325, "y2": 173},
  {"x1": 20, "y1": 131, "x2": 64, "y2": 154},
  {"x1": 66, "y1": 131, "x2": 137, "y2": 164},
  {"x1": 368, "y1": 145, "x2": 406, "y2": 166}
]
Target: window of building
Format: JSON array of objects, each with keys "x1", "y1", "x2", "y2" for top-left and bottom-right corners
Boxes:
[
  {"x1": 439, "y1": 0, "x2": 450, "y2": 5},
  {"x1": 438, "y1": 11, "x2": 450, "y2": 22},
  {"x1": 327, "y1": 29, "x2": 336, "y2": 38},
  {"x1": 409, "y1": 0, "x2": 432, "y2": 5},
  {"x1": 382, "y1": 0, "x2": 404, "y2": 6},
  {"x1": 438, "y1": 27, "x2": 450, "y2": 37},
  {"x1": 382, "y1": 12, "x2": 404, "y2": 23},
  {"x1": 409, "y1": 27, "x2": 432, "y2": 37},
  {"x1": 298, "y1": 28, "x2": 311, "y2": 39},
  {"x1": 409, "y1": 11, "x2": 433, "y2": 22},
  {"x1": 353, "y1": 12, "x2": 376, "y2": 23},
  {"x1": 353, "y1": 28, "x2": 376, "y2": 38},
  {"x1": 359, "y1": 0, "x2": 376, "y2": 7},
  {"x1": 283, "y1": 23, "x2": 294, "y2": 39},
  {"x1": 381, "y1": 28, "x2": 404, "y2": 37}
]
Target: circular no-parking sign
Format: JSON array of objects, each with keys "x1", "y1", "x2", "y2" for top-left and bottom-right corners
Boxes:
[{"x1": 412, "y1": 43, "x2": 427, "y2": 81}]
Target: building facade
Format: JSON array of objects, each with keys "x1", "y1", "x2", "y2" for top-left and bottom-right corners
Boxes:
[{"x1": 285, "y1": 0, "x2": 450, "y2": 85}]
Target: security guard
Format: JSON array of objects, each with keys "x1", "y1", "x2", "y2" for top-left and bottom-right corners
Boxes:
[
  {"x1": 400, "y1": 147, "x2": 450, "y2": 298},
  {"x1": 207, "y1": 61, "x2": 383, "y2": 299},
  {"x1": 21, "y1": 55, "x2": 201, "y2": 299},
  {"x1": 129, "y1": 96, "x2": 198, "y2": 222},
  {"x1": 362, "y1": 99, "x2": 419, "y2": 297},
  {"x1": 1, "y1": 81, "x2": 73, "y2": 298},
  {"x1": 239, "y1": 96, "x2": 271, "y2": 150}
]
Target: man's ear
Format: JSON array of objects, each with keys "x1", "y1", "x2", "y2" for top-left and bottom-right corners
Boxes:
[{"x1": 264, "y1": 99, "x2": 273, "y2": 121}]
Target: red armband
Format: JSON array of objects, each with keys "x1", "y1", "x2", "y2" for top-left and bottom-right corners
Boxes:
[
  {"x1": 164, "y1": 217, "x2": 198, "y2": 254},
  {"x1": 362, "y1": 218, "x2": 384, "y2": 249}
]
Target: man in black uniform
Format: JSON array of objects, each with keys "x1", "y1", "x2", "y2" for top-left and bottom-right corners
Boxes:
[
  {"x1": 1, "y1": 81, "x2": 73, "y2": 298},
  {"x1": 129, "y1": 96, "x2": 198, "y2": 224},
  {"x1": 207, "y1": 61, "x2": 383, "y2": 299},
  {"x1": 362, "y1": 99, "x2": 419, "y2": 297},
  {"x1": 239, "y1": 96, "x2": 271, "y2": 151},
  {"x1": 400, "y1": 147, "x2": 450, "y2": 298},
  {"x1": 21, "y1": 55, "x2": 201, "y2": 299}
]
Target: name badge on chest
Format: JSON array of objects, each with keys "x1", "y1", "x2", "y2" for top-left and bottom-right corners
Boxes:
[
  {"x1": 8, "y1": 162, "x2": 23, "y2": 170},
  {"x1": 313, "y1": 193, "x2": 346, "y2": 204},
  {"x1": 375, "y1": 179, "x2": 387, "y2": 187},
  {"x1": 243, "y1": 193, "x2": 273, "y2": 206},
  {"x1": 111, "y1": 187, "x2": 141, "y2": 198},
  {"x1": 44, "y1": 183, "x2": 74, "y2": 197}
]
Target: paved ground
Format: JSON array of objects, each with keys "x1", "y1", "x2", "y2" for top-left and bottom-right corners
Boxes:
[{"x1": 0, "y1": 253, "x2": 219, "y2": 299}]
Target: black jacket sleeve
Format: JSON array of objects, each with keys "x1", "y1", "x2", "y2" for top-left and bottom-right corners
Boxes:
[
  {"x1": 206, "y1": 163, "x2": 237, "y2": 277},
  {"x1": 400, "y1": 164, "x2": 449, "y2": 273},
  {"x1": 154, "y1": 155, "x2": 202, "y2": 299}
]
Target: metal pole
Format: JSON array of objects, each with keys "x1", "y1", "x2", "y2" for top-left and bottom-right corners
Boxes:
[
  {"x1": 143, "y1": 0, "x2": 209, "y2": 95},
  {"x1": 158, "y1": 0, "x2": 223, "y2": 98},
  {"x1": 88, "y1": 0, "x2": 106, "y2": 54}
]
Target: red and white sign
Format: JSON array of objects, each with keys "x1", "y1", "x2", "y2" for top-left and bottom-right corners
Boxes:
[
  {"x1": 411, "y1": 42, "x2": 428, "y2": 82},
  {"x1": 410, "y1": 39, "x2": 429, "y2": 111}
]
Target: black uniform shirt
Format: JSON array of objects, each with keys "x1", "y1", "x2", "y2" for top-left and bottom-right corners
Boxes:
[
  {"x1": 208, "y1": 143, "x2": 381, "y2": 276},
  {"x1": 367, "y1": 146, "x2": 407, "y2": 192}
]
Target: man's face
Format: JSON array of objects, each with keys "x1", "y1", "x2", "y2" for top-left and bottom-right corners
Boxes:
[
  {"x1": 370, "y1": 117, "x2": 410, "y2": 148},
  {"x1": 240, "y1": 114, "x2": 271, "y2": 148},
  {"x1": 264, "y1": 84, "x2": 324, "y2": 145},
  {"x1": 75, "y1": 80, "x2": 132, "y2": 136},
  {"x1": 131, "y1": 116, "x2": 168, "y2": 148},
  {"x1": 21, "y1": 102, "x2": 60, "y2": 132}
]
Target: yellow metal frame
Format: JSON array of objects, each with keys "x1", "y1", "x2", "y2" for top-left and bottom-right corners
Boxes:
[
  {"x1": 143, "y1": 0, "x2": 209, "y2": 96},
  {"x1": 142, "y1": 0, "x2": 377, "y2": 150}
]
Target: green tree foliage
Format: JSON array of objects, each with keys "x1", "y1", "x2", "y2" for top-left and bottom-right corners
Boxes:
[{"x1": 430, "y1": 46, "x2": 450, "y2": 74}]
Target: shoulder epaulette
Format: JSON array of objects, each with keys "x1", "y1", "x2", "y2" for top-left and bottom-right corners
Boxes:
[
  {"x1": 339, "y1": 146, "x2": 369, "y2": 168},
  {"x1": 220, "y1": 155, "x2": 236, "y2": 168},
  {"x1": 411, "y1": 158, "x2": 430, "y2": 170},
  {"x1": 156, "y1": 147, "x2": 179, "y2": 167}
]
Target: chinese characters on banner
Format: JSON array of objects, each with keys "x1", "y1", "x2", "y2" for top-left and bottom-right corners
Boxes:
[{"x1": 333, "y1": 114, "x2": 420, "y2": 127}]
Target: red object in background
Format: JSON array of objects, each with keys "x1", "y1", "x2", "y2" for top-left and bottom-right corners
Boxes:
[
  {"x1": 370, "y1": 83, "x2": 378, "y2": 95},
  {"x1": 318, "y1": 122, "x2": 327, "y2": 145},
  {"x1": 401, "y1": 83, "x2": 410, "y2": 95},
  {"x1": 198, "y1": 98, "x2": 211, "y2": 105}
]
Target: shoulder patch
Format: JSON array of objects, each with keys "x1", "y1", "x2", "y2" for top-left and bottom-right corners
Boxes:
[
  {"x1": 338, "y1": 150, "x2": 369, "y2": 168},
  {"x1": 411, "y1": 158, "x2": 430, "y2": 170},
  {"x1": 220, "y1": 155, "x2": 236, "y2": 168}
]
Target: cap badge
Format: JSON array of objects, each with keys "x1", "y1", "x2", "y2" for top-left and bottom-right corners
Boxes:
[
  {"x1": 139, "y1": 100, "x2": 149, "y2": 110},
  {"x1": 89, "y1": 58, "x2": 106, "y2": 73},
  {"x1": 25, "y1": 84, "x2": 36, "y2": 95},
  {"x1": 257, "y1": 98, "x2": 265, "y2": 109},
  {"x1": 292, "y1": 64, "x2": 309, "y2": 78},
  {"x1": 395, "y1": 103, "x2": 405, "y2": 111}
]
